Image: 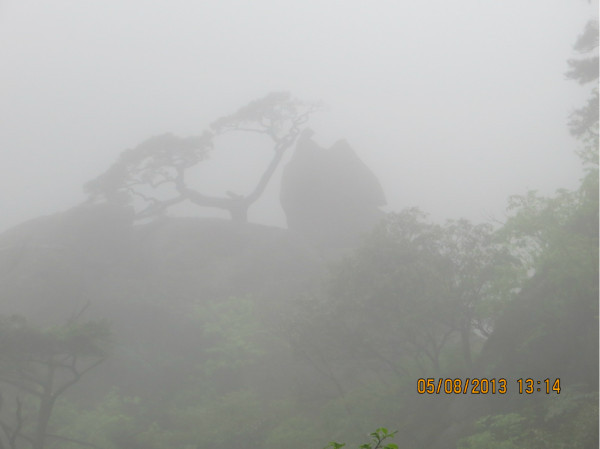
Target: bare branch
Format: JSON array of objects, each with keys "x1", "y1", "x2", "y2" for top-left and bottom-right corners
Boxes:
[
  {"x1": 52, "y1": 357, "x2": 106, "y2": 400},
  {"x1": 0, "y1": 377, "x2": 42, "y2": 398},
  {"x1": 69, "y1": 300, "x2": 91, "y2": 324}
]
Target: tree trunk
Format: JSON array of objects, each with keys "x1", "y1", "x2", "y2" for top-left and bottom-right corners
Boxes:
[
  {"x1": 461, "y1": 326, "x2": 473, "y2": 370},
  {"x1": 33, "y1": 366, "x2": 55, "y2": 449}
]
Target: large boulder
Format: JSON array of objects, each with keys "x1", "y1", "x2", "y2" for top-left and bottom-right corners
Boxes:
[{"x1": 280, "y1": 130, "x2": 386, "y2": 249}]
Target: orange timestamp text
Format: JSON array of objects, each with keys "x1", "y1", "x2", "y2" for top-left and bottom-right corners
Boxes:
[
  {"x1": 417, "y1": 378, "x2": 507, "y2": 395},
  {"x1": 417, "y1": 378, "x2": 561, "y2": 395}
]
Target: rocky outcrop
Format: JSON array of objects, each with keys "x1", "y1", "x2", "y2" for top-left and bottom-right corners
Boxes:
[{"x1": 280, "y1": 130, "x2": 386, "y2": 249}]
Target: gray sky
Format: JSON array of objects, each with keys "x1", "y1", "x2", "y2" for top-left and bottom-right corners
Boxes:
[{"x1": 1, "y1": 0, "x2": 596, "y2": 231}]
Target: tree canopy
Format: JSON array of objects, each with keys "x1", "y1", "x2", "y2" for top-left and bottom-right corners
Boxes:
[{"x1": 85, "y1": 92, "x2": 321, "y2": 223}]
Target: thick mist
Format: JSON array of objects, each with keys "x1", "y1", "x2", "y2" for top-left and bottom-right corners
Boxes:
[
  {"x1": 0, "y1": 2, "x2": 598, "y2": 448},
  {"x1": 0, "y1": 0, "x2": 594, "y2": 230}
]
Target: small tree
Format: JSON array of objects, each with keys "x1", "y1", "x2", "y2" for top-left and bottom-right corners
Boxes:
[
  {"x1": 85, "y1": 92, "x2": 321, "y2": 223},
  {"x1": 0, "y1": 315, "x2": 110, "y2": 449}
]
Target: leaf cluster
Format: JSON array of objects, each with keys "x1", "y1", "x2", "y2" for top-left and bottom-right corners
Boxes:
[
  {"x1": 84, "y1": 132, "x2": 213, "y2": 205},
  {"x1": 211, "y1": 92, "x2": 319, "y2": 141},
  {"x1": 0, "y1": 316, "x2": 110, "y2": 362},
  {"x1": 325, "y1": 427, "x2": 398, "y2": 449}
]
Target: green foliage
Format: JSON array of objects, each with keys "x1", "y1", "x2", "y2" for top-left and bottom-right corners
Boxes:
[
  {"x1": 567, "y1": 19, "x2": 599, "y2": 168},
  {"x1": 458, "y1": 391, "x2": 599, "y2": 449},
  {"x1": 485, "y1": 162, "x2": 598, "y2": 384},
  {"x1": 458, "y1": 413, "x2": 525, "y2": 449},
  {"x1": 0, "y1": 315, "x2": 110, "y2": 376},
  {"x1": 460, "y1": 25, "x2": 599, "y2": 445},
  {"x1": 319, "y1": 208, "x2": 518, "y2": 374},
  {"x1": 325, "y1": 427, "x2": 398, "y2": 449},
  {"x1": 50, "y1": 389, "x2": 139, "y2": 449}
]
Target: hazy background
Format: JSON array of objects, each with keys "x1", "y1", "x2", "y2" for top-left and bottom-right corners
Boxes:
[{"x1": 1, "y1": 0, "x2": 596, "y2": 231}]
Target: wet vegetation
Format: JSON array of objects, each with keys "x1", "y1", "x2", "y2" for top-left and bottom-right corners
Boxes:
[{"x1": 0, "y1": 16, "x2": 597, "y2": 449}]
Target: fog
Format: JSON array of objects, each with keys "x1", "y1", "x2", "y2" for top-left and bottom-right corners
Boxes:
[
  {"x1": 0, "y1": 0, "x2": 594, "y2": 230},
  {"x1": 0, "y1": 3, "x2": 598, "y2": 447}
]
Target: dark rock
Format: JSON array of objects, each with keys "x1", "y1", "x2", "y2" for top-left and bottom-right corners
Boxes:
[{"x1": 280, "y1": 130, "x2": 386, "y2": 249}]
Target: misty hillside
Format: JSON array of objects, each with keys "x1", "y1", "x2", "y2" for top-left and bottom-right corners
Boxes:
[
  {"x1": 0, "y1": 91, "x2": 596, "y2": 449},
  {"x1": 0, "y1": 202, "x2": 327, "y2": 407},
  {"x1": 0, "y1": 2, "x2": 597, "y2": 448},
  {"x1": 0, "y1": 169, "x2": 596, "y2": 449},
  {"x1": 0, "y1": 203, "x2": 326, "y2": 316}
]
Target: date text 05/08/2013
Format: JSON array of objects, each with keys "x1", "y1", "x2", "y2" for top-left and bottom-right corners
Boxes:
[{"x1": 416, "y1": 378, "x2": 561, "y2": 395}]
